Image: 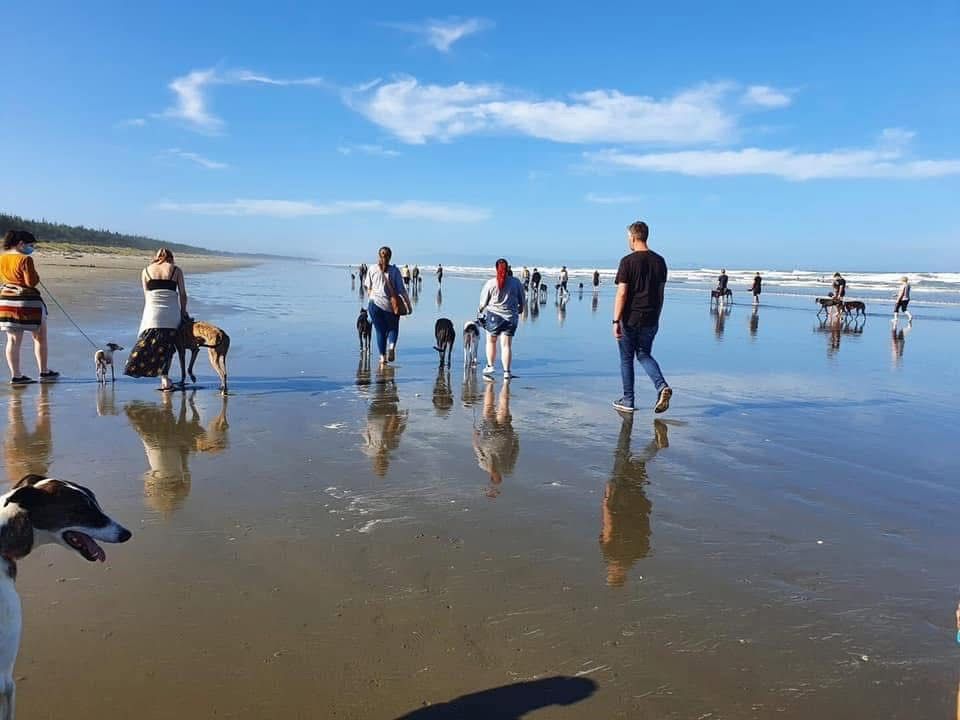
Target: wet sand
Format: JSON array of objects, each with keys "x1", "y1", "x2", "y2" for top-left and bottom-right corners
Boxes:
[{"x1": 6, "y1": 262, "x2": 960, "y2": 719}]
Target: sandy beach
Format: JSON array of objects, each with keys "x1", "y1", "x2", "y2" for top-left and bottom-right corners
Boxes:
[{"x1": 5, "y1": 259, "x2": 959, "y2": 719}]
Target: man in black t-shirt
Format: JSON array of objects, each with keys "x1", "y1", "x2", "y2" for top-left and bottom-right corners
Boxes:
[
  {"x1": 612, "y1": 221, "x2": 672, "y2": 414},
  {"x1": 832, "y1": 272, "x2": 846, "y2": 299}
]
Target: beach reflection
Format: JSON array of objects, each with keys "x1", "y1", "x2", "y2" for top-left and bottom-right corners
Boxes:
[
  {"x1": 125, "y1": 392, "x2": 230, "y2": 515},
  {"x1": 96, "y1": 384, "x2": 120, "y2": 416},
  {"x1": 557, "y1": 297, "x2": 568, "y2": 327},
  {"x1": 473, "y1": 381, "x2": 519, "y2": 498},
  {"x1": 749, "y1": 306, "x2": 759, "y2": 338},
  {"x1": 816, "y1": 317, "x2": 864, "y2": 357},
  {"x1": 5, "y1": 384, "x2": 52, "y2": 484},
  {"x1": 436, "y1": 288, "x2": 443, "y2": 308},
  {"x1": 461, "y1": 368, "x2": 482, "y2": 408},
  {"x1": 600, "y1": 417, "x2": 668, "y2": 587},
  {"x1": 432, "y1": 367, "x2": 454, "y2": 416},
  {"x1": 355, "y1": 354, "x2": 372, "y2": 391},
  {"x1": 711, "y1": 304, "x2": 731, "y2": 340},
  {"x1": 891, "y1": 326, "x2": 907, "y2": 367},
  {"x1": 361, "y1": 365, "x2": 408, "y2": 477},
  {"x1": 592, "y1": 292, "x2": 599, "y2": 314}
]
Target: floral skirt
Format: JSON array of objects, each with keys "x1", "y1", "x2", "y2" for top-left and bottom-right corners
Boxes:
[{"x1": 124, "y1": 328, "x2": 179, "y2": 378}]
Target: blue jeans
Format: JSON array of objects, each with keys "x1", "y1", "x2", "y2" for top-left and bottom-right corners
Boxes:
[
  {"x1": 368, "y1": 302, "x2": 399, "y2": 357},
  {"x1": 618, "y1": 323, "x2": 668, "y2": 406}
]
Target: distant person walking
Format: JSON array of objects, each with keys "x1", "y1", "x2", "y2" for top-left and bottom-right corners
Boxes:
[
  {"x1": 479, "y1": 258, "x2": 525, "y2": 380},
  {"x1": 124, "y1": 248, "x2": 188, "y2": 391},
  {"x1": 401, "y1": 264, "x2": 411, "y2": 287},
  {"x1": 412, "y1": 264, "x2": 420, "y2": 288},
  {"x1": 751, "y1": 272, "x2": 762, "y2": 306},
  {"x1": 366, "y1": 246, "x2": 411, "y2": 366},
  {"x1": 612, "y1": 221, "x2": 671, "y2": 414},
  {"x1": 717, "y1": 268, "x2": 729, "y2": 294},
  {"x1": 521, "y1": 266, "x2": 530, "y2": 289},
  {"x1": 832, "y1": 272, "x2": 846, "y2": 299},
  {"x1": 531, "y1": 268, "x2": 541, "y2": 298},
  {"x1": 358, "y1": 263, "x2": 368, "y2": 286},
  {"x1": 559, "y1": 266, "x2": 569, "y2": 295},
  {"x1": 436, "y1": 264, "x2": 443, "y2": 286},
  {"x1": 1, "y1": 230, "x2": 59, "y2": 384},
  {"x1": 893, "y1": 276, "x2": 913, "y2": 324},
  {"x1": 593, "y1": 269, "x2": 601, "y2": 290}
]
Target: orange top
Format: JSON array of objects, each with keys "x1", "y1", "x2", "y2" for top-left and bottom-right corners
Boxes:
[{"x1": 0, "y1": 253, "x2": 40, "y2": 287}]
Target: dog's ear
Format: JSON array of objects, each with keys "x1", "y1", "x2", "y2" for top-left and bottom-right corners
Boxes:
[
  {"x1": 3, "y1": 484, "x2": 43, "y2": 510},
  {"x1": 14, "y1": 474, "x2": 47, "y2": 489}
]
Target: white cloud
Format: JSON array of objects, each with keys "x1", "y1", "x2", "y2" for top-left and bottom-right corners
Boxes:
[
  {"x1": 347, "y1": 77, "x2": 737, "y2": 145},
  {"x1": 159, "y1": 68, "x2": 327, "y2": 132},
  {"x1": 154, "y1": 198, "x2": 490, "y2": 222},
  {"x1": 586, "y1": 130, "x2": 960, "y2": 180},
  {"x1": 742, "y1": 85, "x2": 792, "y2": 108},
  {"x1": 337, "y1": 143, "x2": 401, "y2": 157},
  {"x1": 385, "y1": 17, "x2": 492, "y2": 52},
  {"x1": 585, "y1": 192, "x2": 644, "y2": 205},
  {"x1": 162, "y1": 148, "x2": 229, "y2": 170}
]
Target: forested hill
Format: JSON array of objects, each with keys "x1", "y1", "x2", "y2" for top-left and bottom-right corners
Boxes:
[{"x1": 0, "y1": 213, "x2": 216, "y2": 255}]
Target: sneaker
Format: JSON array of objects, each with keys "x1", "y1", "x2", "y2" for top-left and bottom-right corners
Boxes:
[
  {"x1": 10, "y1": 376, "x2": 35, "y2": 386},
  {"x1": 503, "y1": 370, "x2": 512, "y2": 380},
  {"x1": 387, "y1": 345, "x2": 396, "y2": 363},
  {"x1": 482, "y1": 365, "x2": 495, "y2": 377},
  {"x1": 612, "y1": 397, "x2": 634, "y2": 413},
  {"x1": 39, "y1": 370, "x2": 60, "y2": 382},
  {"x1": 654, "y1": 387, "x2": 672, "y2": 414}
]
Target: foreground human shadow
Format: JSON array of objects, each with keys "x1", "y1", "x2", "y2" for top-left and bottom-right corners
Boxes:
[
  {"x1": 125, "y1": 391, "x2": 230, "y2": 514},
  {"x1": 394, "y1": 676, "x2": 597, "y2": 719},
  {"x1": 601, "y1": 415, "x2": 668, "y2": 587}
]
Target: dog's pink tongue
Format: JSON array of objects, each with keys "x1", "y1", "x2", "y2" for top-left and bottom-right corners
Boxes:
[{"x1": 78, "y1": 533, "x2": 106, "y2": 562}]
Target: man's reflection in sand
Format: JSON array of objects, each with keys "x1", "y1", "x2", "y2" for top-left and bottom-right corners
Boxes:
[
  {"x1": 5, "y1": 383, "x2": 52, "y2": 484},
  {"x1": 592, "y1": 292, "x2": 599, "y2": 314},
  {"x1": 711, "y1": 304, "x2": 731, "y2": 340},
  {"x1": 432, "y1": 367, "x2": 454, "y2": 416},
  {"x1": 749, "y1": 306, "x2": 759, "y2": 338},
  {"x1": 600, "y1": 416, "x2": 669, "y2": 587},
  {"x1": 125, "y1": 391, "x2": 230, "y2": 515},
  {"x1": 557, "y1": 296, "x2": 568, "y2": 327},
  {"x1": 362, "y1": 365, "x2": 407, "y2": 477},
  {"x1": 436, "y1": 288, "x2": 443, "y2": 308},
  {"x1": 473, "y1": 381, "x2": 520, "y2": 498},
  {"x1": 816, "y1": 317, "x2": 864, "y2": 357}
]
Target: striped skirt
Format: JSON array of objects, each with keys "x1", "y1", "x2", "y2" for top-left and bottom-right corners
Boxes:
[{"x1": 0, "y1": 285, "x2": 46, "y2": 332}]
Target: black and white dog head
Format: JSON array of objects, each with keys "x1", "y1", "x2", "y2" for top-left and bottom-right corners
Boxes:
[
  {"x1": 105, "y1": 342, "x2": 124, "y2": 353},
  {"x1": 1, "y1": 474, "x2": 131, "y2": 563}
]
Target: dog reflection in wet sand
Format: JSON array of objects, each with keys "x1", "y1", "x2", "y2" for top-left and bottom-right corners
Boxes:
[
  {"x1": 473, "y1": 381, "x2": 519, "y2": 498},
  {"x1": 600, "y1": 417, "x2": 669, "y2": 587},
  {"x1": 124, "y1": 392, "x2": 230, "y2": 515},
  {"x1": 1, "y1": 474, "x2": 131, "y2": 720}
]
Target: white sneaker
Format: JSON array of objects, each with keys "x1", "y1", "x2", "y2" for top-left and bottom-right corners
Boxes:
[
  {"x1": 482, "y1": 365, "x2": 495, "y2": 377},
  {"x1": 503, "y1": 370, "x2": 512, "y2": 380}
]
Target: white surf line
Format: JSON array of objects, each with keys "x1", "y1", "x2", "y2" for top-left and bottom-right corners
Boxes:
[{"x1": 355, "y1": 516, "x2": 414, "y2": 534}]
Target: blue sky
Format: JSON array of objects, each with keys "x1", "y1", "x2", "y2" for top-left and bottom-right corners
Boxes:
[{"x1": 2, "y1": 0, "x2": 958, "y2": 269}]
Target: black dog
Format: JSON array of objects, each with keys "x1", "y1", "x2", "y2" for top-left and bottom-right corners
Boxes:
[
  {"x1": 357, "y1": 309, "x2": 372, "y2": 353},
  {"x1": 433, "y1": 318, "x2": 456, "y2": 367}
]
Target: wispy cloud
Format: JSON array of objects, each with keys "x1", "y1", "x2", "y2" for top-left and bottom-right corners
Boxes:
[
  {"x1": 585, "y1": 192, "x2": 644, "y2": 205},
  {"x1": 741, "y1": 85, "x2": 792, "y2": 108},
  {"x1": 384, "y1": 17, "x2": 492, "y2": 52},
  {"x1": 159, "y1": 68, "x2": 327, "y2": 133},
  {"x1": 585, "y1": 129, "x2": 960, "y2": 180},
  {"x1": 154, "y1": 198, "x2": 490, "y2": 222},
  {"x1": 161, "y1": 148, "x2": 229, "y2": 170},
  {"x1": 346, "y1": 77, "x2": 737, "y2": 145},
  {"x1": 117, "y1": 117, "x2": 147, "y2": 128},
  {"x1": 337, "y1": 143, "x2": 401, "y2": 158}
]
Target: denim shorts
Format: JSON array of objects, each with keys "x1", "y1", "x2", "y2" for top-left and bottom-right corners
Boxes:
[{"x1": 485, "y1": 312, "x2": 517, "y2": 337}]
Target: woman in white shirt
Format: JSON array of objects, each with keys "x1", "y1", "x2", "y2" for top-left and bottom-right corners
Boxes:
[{"x1": 365, "y1": 246, "x2": 411, "y2": 365}]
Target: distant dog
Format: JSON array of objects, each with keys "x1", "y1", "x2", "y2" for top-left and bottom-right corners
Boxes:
[
  {"x1": 539, "y1": 283, "x2": 548, "y2": 303},
  {"x1": 94, "y1": 342, "x2": 124, "y2": 384},
  {"x1": 463, "y1": 321, "x2": 480, "y2": 367},
  {"x1": 356, "y1": 309, "x2": 372, "y2": 353},
  {"x1": 710, "y1": 289, "x2": 733, "y2": 304},
  {"x1": 815, "y1": 297, "x2": 841, "y2": 318},
  {"x1": 433, "y1": 318, "x2": 456, "y2": 368},
  {"x1": 176, "y1": 318, "x2": 231, "y2": 394},
  {"x1": 843, "y1": 300, "x2": 866, "y2": 317},
  {"x1": 0, "y1": 474, "x2": 132, "y2": 720}
]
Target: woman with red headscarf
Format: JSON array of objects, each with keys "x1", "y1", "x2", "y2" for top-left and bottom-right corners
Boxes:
[{"x1": 478, "y1": 258, "x2": 525, "y2": 380}]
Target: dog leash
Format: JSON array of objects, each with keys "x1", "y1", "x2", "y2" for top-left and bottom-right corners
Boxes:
[{"x1": 38, "y1": 280, "x2": 100, "y2": 350}]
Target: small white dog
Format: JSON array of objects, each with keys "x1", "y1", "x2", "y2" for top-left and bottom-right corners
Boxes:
[
  {"x1": 94, "y1": 343, "x2": 124, "y2": 384},
  {"x1": 463, "y1": 321, "x2": 480, "y2": 367}
]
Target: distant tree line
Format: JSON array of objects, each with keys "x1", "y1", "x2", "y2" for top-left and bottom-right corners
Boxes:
[{"x1": 0, "y1": 212, "x2": 215, "y2": 255}]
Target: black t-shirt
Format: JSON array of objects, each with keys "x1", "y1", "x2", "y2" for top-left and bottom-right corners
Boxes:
[
  {"x1": 593, "y1": 271, "x2": 600, "y2": 286},
  {"x1": 615, "y1": 250, "x2": 668, "y2": 327},
  {"x1": 752, "y1": 275, "x2": 762, "y2": 293},
  {"x1": 718, "y1": 273, "x2": 728, "y2": 290},
  {"x1": 833, "y1": 277, "x2": 846, "y2": 297}
]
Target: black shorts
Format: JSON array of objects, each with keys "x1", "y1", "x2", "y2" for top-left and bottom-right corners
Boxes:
[
  {"x1": 484, "y1": 312, "x2": 517, "y2": 337},
  {"x1": 895, "y1": 300, "x2": 910, "y2": 312}
]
